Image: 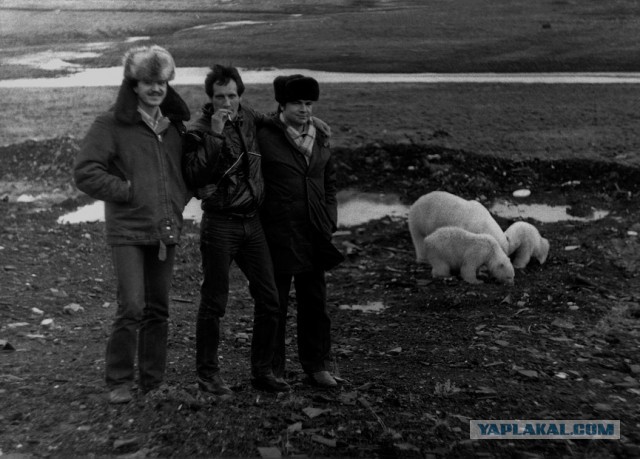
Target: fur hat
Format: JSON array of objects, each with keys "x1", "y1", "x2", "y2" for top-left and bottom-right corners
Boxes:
[
  {"x1": 273, "y1": 75, "x2": 319, "y2": 104},
  {"x1": 123, "y1": 45, "x2": 176, "y2": 82}
]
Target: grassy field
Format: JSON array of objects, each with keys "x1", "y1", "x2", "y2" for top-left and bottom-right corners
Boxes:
[
  {"x1": 2, "y1": 0, "x2": 640, "y2": 77},
  {"x1": 3, "y1": 0, "x2": 640, "y2": 164},
  {"x1": 3, "y1": 0, "x2": 640, "y2": 162},
  {"x1": 2, "y1": 83, "x2": 640, "y2": 166}
]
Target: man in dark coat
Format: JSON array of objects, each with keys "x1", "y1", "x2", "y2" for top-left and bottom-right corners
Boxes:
[
  {"x1": 74, "y1": 45, "x2": 191, "y2": 404},
  {"x1": 258, "y1": 75, "x2": 344, "y2": 387}
]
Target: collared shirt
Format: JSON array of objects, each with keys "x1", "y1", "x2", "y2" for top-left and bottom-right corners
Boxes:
[{"x1": 138, "y1": 107, "x2": 170, "y2": 135}]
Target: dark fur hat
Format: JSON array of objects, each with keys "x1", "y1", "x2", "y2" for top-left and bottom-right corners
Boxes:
[
  {"x1": 123, "y1": 45, "x2": 176, "y2": 82},
  {"x1": 273, "y1": 75, "x2": 319, "y2": 104}
]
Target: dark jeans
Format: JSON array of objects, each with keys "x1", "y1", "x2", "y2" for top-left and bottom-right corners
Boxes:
[
  {"x1": 106, "y1": 244, "x2": 175, "y2": 391},
  {"x1": 272, "y1": 269, "x2": 331, "y2": 377},
  {"x1": 196, "y1": 213, "x2": 280, "y2": 379}
]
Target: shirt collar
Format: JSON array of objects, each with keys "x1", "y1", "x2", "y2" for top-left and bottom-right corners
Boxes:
[{"x1": 138, "y1": 106, "x2": 163, "y2": 128}]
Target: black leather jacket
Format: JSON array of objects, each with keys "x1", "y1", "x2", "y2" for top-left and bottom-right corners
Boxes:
[{"x1": 183, "y1": 104, "x2": 266, "y2": 216}]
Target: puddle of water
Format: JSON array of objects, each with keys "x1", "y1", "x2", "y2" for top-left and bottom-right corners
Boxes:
[
  {"x1": 339, "y1": 301, "x2": 387, "y2": 313},
  {"x1": 17, "y1": 193, "x2": 66, "y2": 203},
  {"x1": 57, "y1": 201, "x2": 103, "y2": 224},
  {"x1": 4, "y1": 51, "x2": 102, "y2": 71},
  {"x1": 57, "y1": 200, "x2": 197, "y2": 225},
  {"x1": 182, "y1": 198, "x2": 203, "y2": 222},
  {"x1": 1, "y1": 185, "x2": 72, "y2": 206},
  {"x1": 21, "y1": 187, "x2": 609, "y2": 226},
  {"x1": 56, "y1": 191, "x2": 410, "y2": 227},
  {"x1": 337, "y1": 190, "x2": 408, "y2": 227},
  {"x1": 490, "y1": 200, "x2": 610, "y2": 223}
]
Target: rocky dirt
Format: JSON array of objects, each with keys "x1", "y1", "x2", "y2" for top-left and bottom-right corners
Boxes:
[{"x1": 1, "y1": 137, "x2": 640, "y2": 458}]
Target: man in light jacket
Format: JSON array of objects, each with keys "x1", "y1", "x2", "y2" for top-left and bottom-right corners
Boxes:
[{"x1": 74, "y1": 45, "x2": 191, "y2": 404}]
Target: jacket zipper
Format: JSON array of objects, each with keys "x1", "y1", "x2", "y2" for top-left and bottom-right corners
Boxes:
[{"x1": 152, "y1": 128, "x2": 173, "y2": 244}]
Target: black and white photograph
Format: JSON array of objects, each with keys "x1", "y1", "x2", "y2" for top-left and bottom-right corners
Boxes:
[{"x1": 0, "y1": 1, "x2": 638, "y2": 457}]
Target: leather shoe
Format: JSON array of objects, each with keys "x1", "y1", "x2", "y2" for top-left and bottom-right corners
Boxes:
[
  {"x1": 198, "y1": 374, "x2": 233, "y2": 396},
  {"x1": 108, "y1": 386, "x2": 132, "y2": 404},
  {"x1": 310, "y1": 371, "x2": 338, "y2": 388},
  {"x1": 252, "y1": 373, "x2": 291, "y2": 393}
]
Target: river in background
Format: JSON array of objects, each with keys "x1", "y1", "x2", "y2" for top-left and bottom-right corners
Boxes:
[
  {"x1": 4, "y1": 30, "x2": 640, "y2": 87},
  {"x1": 3, "y1": 68, "x2": 640, "y2": 88},
  {"x1": 1, "y1": 44, "x2": 619, "y2": 226}
]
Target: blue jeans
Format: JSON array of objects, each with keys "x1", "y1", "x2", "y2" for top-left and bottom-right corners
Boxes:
[
  {"x1": 106, "y1": 244, "x2": 175, "y2": 391},
  {"x1": 197, "y1": 213, "x2": 280, "y2": 379}
]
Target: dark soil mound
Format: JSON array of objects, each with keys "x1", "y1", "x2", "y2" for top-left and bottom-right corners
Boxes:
[
  {"x1": 334, "y1": 143, "x2": 640, "y2": 203},
  {"x1": 0, "y1": 136, "x2": 79, "y2": 184}
]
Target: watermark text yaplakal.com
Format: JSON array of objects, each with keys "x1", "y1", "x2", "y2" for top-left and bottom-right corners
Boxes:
[{"x1": 470, "y1": 420, "x2": 620, "y2": 440}]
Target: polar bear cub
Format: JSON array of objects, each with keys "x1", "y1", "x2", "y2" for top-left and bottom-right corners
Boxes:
[
  {"x1": 504, "y1": 221, "x2": 550, "y2": 269},
  {"x1": 408, "y1": 191, "x2": 509, "y2": 262},
  {"x1": 424, "y1": 227, "x2": 515, "y2": 284}
]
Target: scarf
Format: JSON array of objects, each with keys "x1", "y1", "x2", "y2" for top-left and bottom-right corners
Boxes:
[{"x1": 280, "y1": 113, "x2": 316, "y2": 164}]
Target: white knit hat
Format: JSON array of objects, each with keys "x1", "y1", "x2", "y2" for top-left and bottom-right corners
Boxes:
[{"x1": 123, "y1": 45, "x2": 175, "y2": 82}]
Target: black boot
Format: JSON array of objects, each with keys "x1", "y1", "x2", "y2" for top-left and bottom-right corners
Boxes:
[
  {"x1": 250, "y1": 307, "x2": 279, "y2": 378},
  {"x1": 196, "y1": 316, "x2": 231, "y2": 394},
  {"x1": 252, "y1": 371, "x2": 291, "y2": 393}
]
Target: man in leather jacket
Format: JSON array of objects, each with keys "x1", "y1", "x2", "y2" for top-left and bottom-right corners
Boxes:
[{"x1": 182, "y1": 65, "x2": 289, "y2": 394}]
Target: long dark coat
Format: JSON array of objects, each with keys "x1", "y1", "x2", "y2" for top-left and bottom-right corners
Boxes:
[{"x1": 258, "y1": 118, "x2": 343, "y2": 274}]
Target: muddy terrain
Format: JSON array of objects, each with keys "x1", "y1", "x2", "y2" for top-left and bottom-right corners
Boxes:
[{"x1": 1, "y1": 137, "x2": 639, "y2": 458}]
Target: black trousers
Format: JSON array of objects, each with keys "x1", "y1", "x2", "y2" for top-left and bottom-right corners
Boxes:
[
  {"x1": 272, "y1": 269, "x2": 332, "y2": 377},
  {"x1": 196, "y1": 213, "x2": 280, "y2": 379}
]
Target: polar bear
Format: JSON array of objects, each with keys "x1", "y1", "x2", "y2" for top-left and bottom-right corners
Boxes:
[
  {"x1": 408, "y1": 191, "x2": 509, "y2": 262},
  {"x1": 423, "y1": 226, "x2": 515, "y2": 284},
  {"x1": 504, "y1": 221, "x2": 550, "y2": 269}
]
